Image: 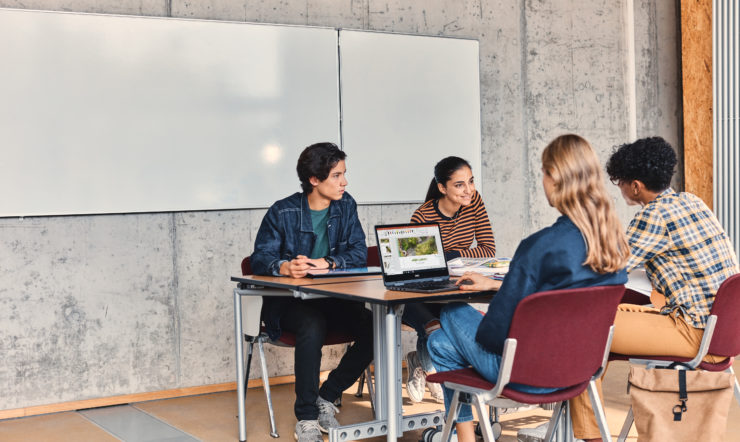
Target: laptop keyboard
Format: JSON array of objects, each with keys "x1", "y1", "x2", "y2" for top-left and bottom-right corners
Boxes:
[{"x1": 389, "y1": 280, "x2": 458, "y2": 292}]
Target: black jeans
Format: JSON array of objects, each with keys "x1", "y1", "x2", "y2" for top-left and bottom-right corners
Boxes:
[{"x1": 279, "y1": 298, "x2": 374, "y2": 421}]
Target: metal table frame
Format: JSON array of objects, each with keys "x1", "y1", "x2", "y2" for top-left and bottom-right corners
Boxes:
[{"x1": 232, "y1": 275, "x2": 491, "y2": 442}]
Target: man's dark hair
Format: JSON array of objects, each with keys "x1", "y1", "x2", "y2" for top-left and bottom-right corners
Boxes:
[
  {"x1": 296, "y1": 142, "x2": 347, "y2": 193},
  {"x1": 605, "y1": 136, "x2": 677, "y2": 192}
]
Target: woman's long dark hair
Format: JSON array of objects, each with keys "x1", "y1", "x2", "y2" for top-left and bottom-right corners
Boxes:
[{"x1": 424, "y1": 156, "x2": 472, "y2": 202}]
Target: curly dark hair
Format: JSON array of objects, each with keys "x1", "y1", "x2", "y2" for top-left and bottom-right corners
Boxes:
[
  {"x1": 296, "y1": 142, "x2": 346, "y2": 193},
  {"x1": 605, "y1": 137, "x2": 677, "y2": 192}
]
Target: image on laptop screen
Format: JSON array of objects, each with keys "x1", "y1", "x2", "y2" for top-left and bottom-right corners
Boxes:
[{"x1": 375, "y1": 223, "x2": 447, "y2": 276}]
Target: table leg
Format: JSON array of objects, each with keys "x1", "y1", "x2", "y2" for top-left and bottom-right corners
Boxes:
[
  {"x1": 385, "y1": 305, "x2": 402, "y2": 442},
  {"x1": 234, "y1": 289, "x2": 247, "y2": 442},
  {"x1": 371, "y1": 304, "x2": 386, "y2": 421}
]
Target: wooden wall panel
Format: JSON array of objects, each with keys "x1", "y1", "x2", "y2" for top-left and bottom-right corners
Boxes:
[{"x1": 681, "y1": 0, "x2": 713, "y2": 208}]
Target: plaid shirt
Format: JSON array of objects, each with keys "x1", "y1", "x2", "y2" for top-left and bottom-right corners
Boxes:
[{"x1": 626, "y1": 189, "x2": 739, "y2": 328}]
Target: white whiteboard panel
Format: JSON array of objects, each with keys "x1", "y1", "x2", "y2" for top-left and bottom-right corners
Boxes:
[
  {"x1": 0, "y1": 9, "x2": 339, "y2": 216},
  {"x1": 339, "y1": 30, "x2": 481, "y2": 204}
]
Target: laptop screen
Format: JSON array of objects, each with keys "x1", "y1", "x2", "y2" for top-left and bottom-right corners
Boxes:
[{"x1": 374, "y1": 223, "x2": 449, "y2": 282}]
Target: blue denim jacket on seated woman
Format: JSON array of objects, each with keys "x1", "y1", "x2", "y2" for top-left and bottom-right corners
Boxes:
[
  {"x1": 475, "y1": 215, "x2": 628, "y2": 354},
  {"x1": 250, "y1": 191, "x2": 367, "y2": 339}
]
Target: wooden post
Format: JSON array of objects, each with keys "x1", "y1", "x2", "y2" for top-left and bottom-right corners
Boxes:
[{"x1": 681, "y1": 0, "x2": 714, "y2": 208}]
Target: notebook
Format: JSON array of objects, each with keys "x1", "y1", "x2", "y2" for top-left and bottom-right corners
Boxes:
[
  {"x1": 374, "y1": 223, "x2": 459, "y2": 293},
  {"x1": 306, "y1": 266, "x2": 382, "y2": 278}
]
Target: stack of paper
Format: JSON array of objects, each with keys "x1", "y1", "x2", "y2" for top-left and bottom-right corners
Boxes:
[
  {"x1": 625, "y1": 267, "x2": 652, "y2": 296},
  {"x1": 448, "y1": 257, "x2": 511, "y2": 278}
]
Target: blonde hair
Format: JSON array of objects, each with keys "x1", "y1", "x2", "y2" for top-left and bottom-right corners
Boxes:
[{"x1": 542, "y1": 134, "x2": 629, "y2": 273}]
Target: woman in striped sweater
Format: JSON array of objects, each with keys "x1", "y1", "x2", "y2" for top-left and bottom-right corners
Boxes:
[
  {"x1": 411, "y1": 158, "x2": 496, "y2": 259},
  {"x1": 403, "y1": 156, "x2": 496, "y2": 403}
]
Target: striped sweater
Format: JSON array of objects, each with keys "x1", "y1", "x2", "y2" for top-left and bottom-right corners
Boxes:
[{"x1": 410, "y1": 190, "x2": 496, "y2": 258}]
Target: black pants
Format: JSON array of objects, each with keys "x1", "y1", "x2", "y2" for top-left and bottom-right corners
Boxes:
[{"x1": 279, "y1": 298, "x2": 374, "y2": 421}]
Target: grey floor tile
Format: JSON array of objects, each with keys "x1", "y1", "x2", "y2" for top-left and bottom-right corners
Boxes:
[{"x1": 80, "y1": 405, "x2": 199, "y2": 442}]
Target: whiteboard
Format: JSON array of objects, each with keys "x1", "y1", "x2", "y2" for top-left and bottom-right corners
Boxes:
[
  {"x1": 0, "y1": 9, "x2": 339, "y2": 216},
  {"x1": 339, "y1": 30, "x2": 481, "y2": 204}
]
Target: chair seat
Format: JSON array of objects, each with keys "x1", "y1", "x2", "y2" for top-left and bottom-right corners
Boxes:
[
  {"x1": 609, "y1": 353, "x2": 734, "y2": 371},
  {"x1": 261, "y1": 326, "x2": 356, "y2": 347},
  {"x1": 427, "y1": 367, "x2": 590, "y2": 405}
]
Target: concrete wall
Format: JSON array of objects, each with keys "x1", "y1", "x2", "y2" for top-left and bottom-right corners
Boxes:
[{"x1": 0, "y1": 0, "x2": 682, "y2": 410}]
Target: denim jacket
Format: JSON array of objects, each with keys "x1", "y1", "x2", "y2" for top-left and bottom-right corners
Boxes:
[
  {"x1": 250, "y1": 191, "x2": 367, "y2": 339},
  {"x1": 475, "y1": 216, "x2": 627, "y2": 354}
]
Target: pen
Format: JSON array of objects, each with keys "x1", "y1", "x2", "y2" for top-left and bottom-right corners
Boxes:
[{"x1": 306, "y1": 261, "x2": 317, "y2": 267}]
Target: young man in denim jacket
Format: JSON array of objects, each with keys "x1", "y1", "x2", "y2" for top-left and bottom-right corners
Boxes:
[{"x1": 250, "y1": 142, "x2": 373, "y2": 442}]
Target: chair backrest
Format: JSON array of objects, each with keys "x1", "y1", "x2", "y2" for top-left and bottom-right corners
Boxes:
[
  {"x1": 505, "y1": 285, "x2": 625, "y2": 389},
  {"x1": 707, "y1": 273, "x2": 740, "y2": 358},
  {"x1": 242, "y1": 256, "x2": 252, "y2": 276},
  {"x1": 367, "y1": 245, "x2": 380, "y2": 267}
]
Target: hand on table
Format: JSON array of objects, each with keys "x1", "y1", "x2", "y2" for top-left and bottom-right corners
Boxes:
[
  {"x1": 280, "y1": 255, "x2": 329, "y2": 278},
  {"x1": 455, "y1": 272, "x2": 498, "y2": 291}
]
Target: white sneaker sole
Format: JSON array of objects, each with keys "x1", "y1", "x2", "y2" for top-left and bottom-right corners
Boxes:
[{"x1": 294, "y1": 431, "x2": 324, "y2": 442}]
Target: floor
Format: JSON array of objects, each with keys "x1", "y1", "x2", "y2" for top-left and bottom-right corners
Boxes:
[{"x1": 1, "y1": 360, "x2": 739, "y2": 441}]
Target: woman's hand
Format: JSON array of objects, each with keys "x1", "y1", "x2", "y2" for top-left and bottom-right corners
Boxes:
[{"x1": 455, "y1": 272, "x2": 498, "y2": 291}]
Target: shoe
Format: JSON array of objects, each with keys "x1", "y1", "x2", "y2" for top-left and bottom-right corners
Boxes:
[
  {"x1": 427, "y1": 376, "x2": 444, "y2": 403},
  {"x1": 422, "y1": 428, "x2": 458, "y2": 442},
  {"x1": 316, "y1": 395, "x2": 340, "y2": 433},
  {"x1": 406, "y1": 351, "x2": 426, "y2": 403},
  {"x1": 294, "y1": 419, "x2": 323, "y2": 442}
]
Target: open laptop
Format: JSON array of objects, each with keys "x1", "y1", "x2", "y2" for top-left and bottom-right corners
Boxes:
[{"x1": 374, "y1": 222, "x2": 459, "y2": 293}]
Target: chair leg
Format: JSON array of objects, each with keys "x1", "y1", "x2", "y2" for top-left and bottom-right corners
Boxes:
[
  {"x1": 587, "y1": 379, "x2": 612, "y2": 442},
  {"x1": 563, "y1": 402, "x2": 575, "y2": 442},
  {"x1": 728, "y1": 366, "x2": 740, "y2": 407},
  {"x1": 543, "y1": 401, "x2": 565, "y2": 442},
  {"x1": 356, "y1": 370, "x2": 366, "y2": 397},
  {"x1": 617, "y1": 407, "x2": 633, "y2": 442},
  {"x1": 364, "y1": 366, "x2": 375, "y2": 414},
  {"x1": 440, "y1": 390, "x2": 463, "y2": 442},
  {"x1": 244, "y1": 336, "x2": 255, "y2": 399},
  {"x1": 472, "y1": 394, "x2": 496, "y2": 442},
  {"x1": 257, "y1": 339, "x2": 279, "y2": 438}
]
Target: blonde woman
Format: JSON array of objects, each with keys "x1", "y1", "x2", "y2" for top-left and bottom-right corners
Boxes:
[{"x1": 427, "y1": 134, "x2": 630, "y2": 442}]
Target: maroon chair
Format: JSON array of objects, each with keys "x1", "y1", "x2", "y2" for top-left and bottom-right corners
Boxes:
[
  {"x1": 426, "y1": 285, "x2": 626, "y2": 442},
  {"x1": 366, "y1": 245, "x2": 380, "y2": 267},
  {"x1": 615, "y1": 273, "x2": 740, "y2": 442},
  {"x1": 240, "y1": 255, "x2": 375, "y2": 438}
]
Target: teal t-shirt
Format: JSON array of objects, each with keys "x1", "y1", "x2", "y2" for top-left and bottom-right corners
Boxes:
[{"x1": 310, "y1": 207, "x2": 330, "y2": 259}]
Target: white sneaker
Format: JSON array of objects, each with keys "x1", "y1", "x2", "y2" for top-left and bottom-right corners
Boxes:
[
  {"x1": 517, "y1": 423, "x2": 577, "y2": 442},
  {"x1": 427, "y1": 376, "x2": 444, "y2": 403},
  {"x1": 406, "y1": 351, "x2": 426, "y2": 403},
  {"x1": 294, "y1": 419, "x2": 323, "y2": 442},
  {"x1": 424, "y1": 429, "x2": 458, "y2": 442},
  {"x1": 315, "y1": 395, "x2": 340, "y2": 433}
]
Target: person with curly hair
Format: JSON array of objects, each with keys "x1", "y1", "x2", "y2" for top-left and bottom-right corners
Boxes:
[{"x1": 570, "y1": 136, "x2": 739, "y2": 441}]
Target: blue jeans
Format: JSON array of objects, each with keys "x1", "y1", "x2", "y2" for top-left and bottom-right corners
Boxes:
[
  {"x1": 402, "y1": 303, "x2": 443, "y2": 371},
  {"x1": 427, "y1": 302, "x2": 557, "y2": 423}
]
